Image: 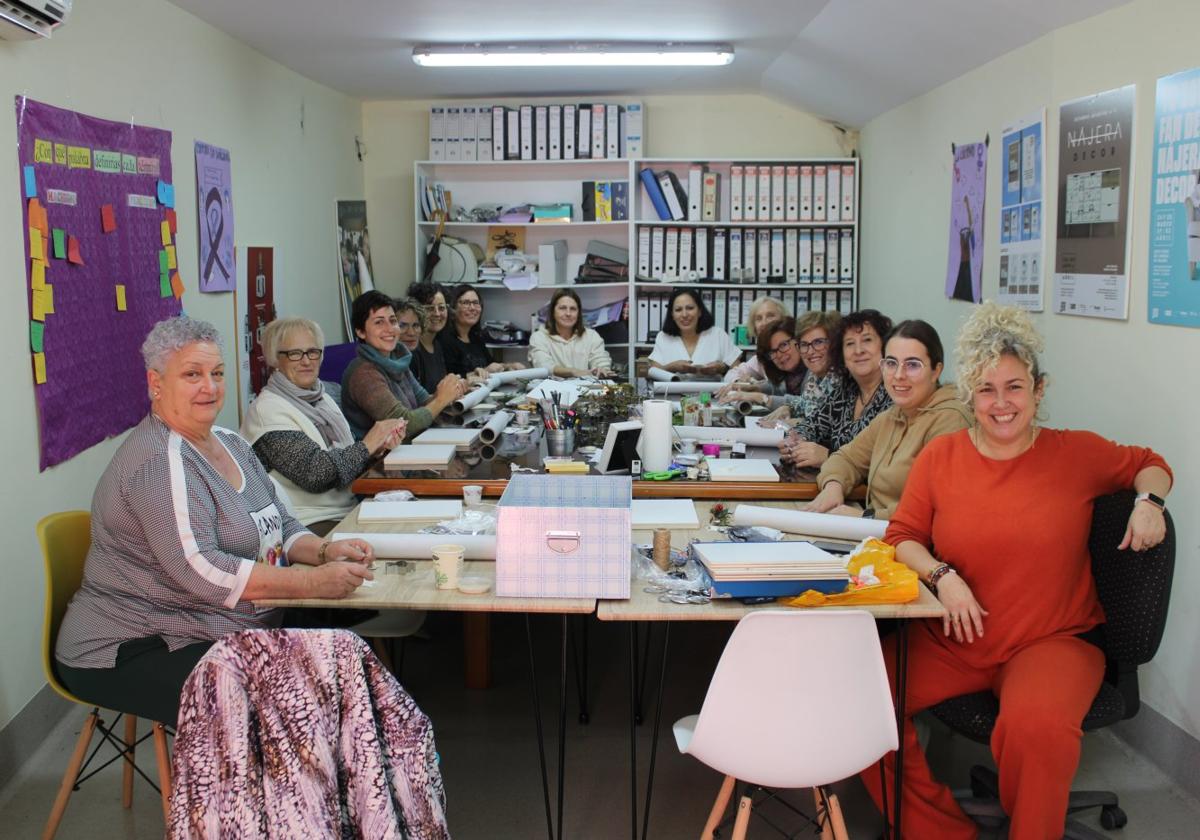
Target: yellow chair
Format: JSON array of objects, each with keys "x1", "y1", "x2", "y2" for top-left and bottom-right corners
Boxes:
[{"x1": 38, "y1": 510, "x2": 173, "y2": 839}]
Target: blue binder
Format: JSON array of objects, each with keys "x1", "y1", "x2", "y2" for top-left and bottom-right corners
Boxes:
[{"x1": 639, "y1": 168, "x2": 672, "y2": 221}]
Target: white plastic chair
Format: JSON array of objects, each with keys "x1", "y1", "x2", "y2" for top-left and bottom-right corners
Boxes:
[{"x1": 673, "y1": 610, "x2": 898, "y2": 839}]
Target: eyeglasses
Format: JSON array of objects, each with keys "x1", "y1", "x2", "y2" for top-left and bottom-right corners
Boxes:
[
  {"x1": 278, "y1": 348, "x2": 324, "y2": 362},
  {"x1": 457, "y1": 300, "x2": 482, "y2": 309},
  {"x1": 880, "y1": 358, "x2": 926, "y2": 377},
  {"x1": 798, "y1": 337, "x2": 829, "y2": 353},
  {"x1": 768, "y1": 338, "x2": 799, "y2": 359},
  {"x1": 396, "y1": 321, "x2": 422, "y2": 331}
]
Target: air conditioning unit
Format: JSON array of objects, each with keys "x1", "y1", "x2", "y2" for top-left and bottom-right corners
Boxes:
[{"x1": 0, "y1": 0, "x2": 70, "y2": 40}]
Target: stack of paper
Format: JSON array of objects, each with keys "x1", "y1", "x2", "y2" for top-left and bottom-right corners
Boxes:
[
  {"x1": 410, "y1": 428, "x2": 481, "y2": 451},
  {"x1": 706, "y1": 459, "x2": 780, "y2": 483},
  {"x1": 359, "y1": 500, "x2": 464, "y2": 522},
  {"x1": 383, "y1": 444, "x2": 456, "y2": 469},
  {"x1": 693, "y1": 541, "x2": 848, "y2": 597}
]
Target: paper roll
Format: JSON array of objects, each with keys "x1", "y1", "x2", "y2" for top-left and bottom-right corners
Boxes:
[
  {"x1": 646, "y1": 367, "x2": 679, "y2": 382},
  {"x1": 479, "y1": 410, "x2": 513, "y2": 443},
  {"x1": 450, "y1": 384, "x2": 494, "y2": 415},
  {"x1": 652, "y1": 381, "x2": 723, "y2": 395},
  {"x1": 332, "y1": 531, "x2": 497, "y2": 560},
  {"x1": 485, "y1": 367, "x2": 550, "y2": 388},
  {"x1": 730, "y1": 505, "x2": 888, "y2": 541},
  {"x1": 479, "y1": 443, "x2": 498, "y2": 461},
  {"x1": 736, "y1": 400, "x2": 756, "y2": 416},
  {"x1": 674, "y1": 425, "x2": 786, "y2": 448},
  {"x1": 638, "y1": 399, "x2": 674, "y2": 472}
]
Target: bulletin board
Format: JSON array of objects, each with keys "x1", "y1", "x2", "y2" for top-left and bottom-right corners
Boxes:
[{"x1": 15, "y1": 97, "x2": 183, "y2": 470}]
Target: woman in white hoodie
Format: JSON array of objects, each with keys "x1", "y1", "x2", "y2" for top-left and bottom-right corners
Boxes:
[{"x1": 528, "y1": 288, "x2": 614, "y2": 377}]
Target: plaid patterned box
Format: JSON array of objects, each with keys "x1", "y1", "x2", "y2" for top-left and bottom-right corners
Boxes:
[{"x1": 496, "y1": 475, "x2": 632, "y2": 598}]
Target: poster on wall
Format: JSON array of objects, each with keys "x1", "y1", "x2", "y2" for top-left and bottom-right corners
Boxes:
[
  {"x1": 195, "y1": 141, "x2": 235, "y2": 293},
  {"x1": 15, "y1": 97, "x2": 181, "y2": 470},
  {"x1": 945, "y1": 140, "x2": 987, "y2": 303},
  {"x1": 1053, "y1": 85, "x2": 1135, "y2": 320},
  {"x1": 1147, "y1": 67, "x2": 1200, "y2": 328},
  {"x1": 336, "y1": 200, "x2": 375, "y2": 339},
  {"x1": 233, "y1": 245, "x2": 279, "y2": 421},
  {"x1": 998, "y1": 110, "x2": 1046, "y2": 311}
]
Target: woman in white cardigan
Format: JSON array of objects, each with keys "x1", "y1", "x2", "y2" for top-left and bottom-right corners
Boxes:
[
  {"x1": 528, "y1": 288, "x2": 614, "y2": 377},
  {"x1": 242, "y1": 318, "x2": 405, "y2": 535},
  {"x1": 648, "y1": 288, "x2": 741, "y2": 377}
]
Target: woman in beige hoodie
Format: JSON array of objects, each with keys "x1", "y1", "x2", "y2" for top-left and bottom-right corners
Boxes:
[{"x1": 806, "y1": 320, "x2": 970, "y2": 519}]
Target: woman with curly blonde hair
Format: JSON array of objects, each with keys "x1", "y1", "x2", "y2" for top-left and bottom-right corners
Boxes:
[{"x1": 861, "y1": 301, "x2": 1173, "y2": 839}]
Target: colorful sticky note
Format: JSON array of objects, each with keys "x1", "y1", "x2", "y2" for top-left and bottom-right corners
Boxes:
[
  {"x1": 101, "y1": 204, "x2": 116, "y2": 233},
  {"x1": 52, "y1": 228, "x2": 66, "y2": 259},
  {"x1": 160, "y1": 220, "x2": 172, "y2": 246},
  {"x1": 33, "y1": 139, "x2": 53, "y2": 164},
  {"x1": 67, "y1": 235, "x2": 83, "y2": 265},
  {"x1": 32, "y1": 286, "x2": 51, "y2": 321},
  {"x1": 31, "y1": 258, "x2": 45, "y2": 290},
  {"x1": 170, "y1": 272, "x2": 184, "y2": 299},
  {"x1": 166, "y1": 245, "x2": 177, "y2": 270},
  {"x1": 33, "y1": 352, "x2": 47, "y2": 385},
  {"x1": 157, "y1": 180, "x2": 175, "y2": 208},
  {"x1": 28, "y1": 198, "x2": 49, "y2": 240},
  {"x1": 30, "y1": 321, "x2": 44, "y2": 353},
  {"x1": 29, "y1": 227, "x2": 44, "y2": 261},
  {"x1": 159, "y1": 249, "x2": 169, "y2": 273},
  {"x1": 160, "y1": 273, "x2": 172, "y2": 298},
  {"x1": 23, "y1": 165, "x2": 36, "y2": 198},
  {"x1": 165, "y1": 208, "x2": 177, "y2": 234},
  {"x1": 116, "y1": 285, "x2": 127, "y2": 311}
]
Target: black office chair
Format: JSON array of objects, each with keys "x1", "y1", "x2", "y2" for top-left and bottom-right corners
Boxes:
[{"x1": 930, "y1": 490, "x2": 1175, "y2": 839}]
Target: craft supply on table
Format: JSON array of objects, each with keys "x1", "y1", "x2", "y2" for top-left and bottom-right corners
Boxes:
[
  {"x1": 652, "y1": 528, "x2": 672, "y2": 571},
  {"x1": 731, "y1": 505, "x2": 888, "y2": 541}
]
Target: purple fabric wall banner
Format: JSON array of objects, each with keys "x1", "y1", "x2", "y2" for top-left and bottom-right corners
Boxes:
[
  {"x1": 194, "y1": 141, "x2": 235, "y2": 293},
  {"x1": 14, "y1": 97, "x2": 180, "y2": 470}
]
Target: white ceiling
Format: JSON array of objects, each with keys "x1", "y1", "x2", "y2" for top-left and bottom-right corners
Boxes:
[{"x1": 168, "y1": 0, "x2": 1128, "y2": 127}]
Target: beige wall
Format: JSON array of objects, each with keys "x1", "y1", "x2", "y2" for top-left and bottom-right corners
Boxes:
[
  {"x1": 362, "y1": 93, "x2": 850, "y2": 294},
  {"x1": 860, "y1": 0, "x2": 1200, "y2": 739},
  {"x1": 0, "y1": 0, "x2": 363, "y2": 728}
]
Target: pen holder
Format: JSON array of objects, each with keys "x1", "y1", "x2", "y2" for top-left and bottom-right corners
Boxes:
[{"x1": 545, "y1": 428, "x2": 576, "y2": 457}]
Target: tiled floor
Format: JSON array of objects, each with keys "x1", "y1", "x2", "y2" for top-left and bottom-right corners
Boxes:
[{"x1": 3, "y1": 614, "x2": 1198, "y2": 839}]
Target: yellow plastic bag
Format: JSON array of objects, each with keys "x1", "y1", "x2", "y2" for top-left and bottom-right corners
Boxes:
[{"x1": 781, "y1": 538, "x2": 920, "y2": 607}]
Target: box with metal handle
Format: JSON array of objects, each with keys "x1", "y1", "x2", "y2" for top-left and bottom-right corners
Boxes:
[{"x1": 496, "y1": 474, "x2": 632, "y2": 598}]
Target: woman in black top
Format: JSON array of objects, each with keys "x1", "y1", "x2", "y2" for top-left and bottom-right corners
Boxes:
[
  {"x1": 407, "y1": 280, "x2": 452, "y2": 393},
  {"x1": 440, "y1": 284, "x2": 525, "y2": 378}
]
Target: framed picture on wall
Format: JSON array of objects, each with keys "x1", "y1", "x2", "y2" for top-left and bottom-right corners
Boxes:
[{"x1": 336, "y1": 200, "x2": 375, "y2": 340}]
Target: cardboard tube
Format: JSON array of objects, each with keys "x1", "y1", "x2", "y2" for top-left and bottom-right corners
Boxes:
[
  {"x1": 450, "y1": 384, "x2": 494, "y2": 415},
  {"x1": 646, "y1": 367, "x2": 679, "y2": 382},
  {"x1": 332, "y1": 531, "x2": 497, "y2": 560},
  {"x1": 730, "y1": 505, "x2": 887, "y2": 541},
  {"x1": 479, "y1": 410, "x2": 513, "y2": 443},
  {"x1": 651, "y1": 381, "x2": 723, "y2": 395},
  {"x1": 673, "y1": 424, "x2": 785, "y2": 448}
]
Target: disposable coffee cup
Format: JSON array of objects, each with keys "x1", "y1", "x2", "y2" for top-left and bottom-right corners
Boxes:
[
  {"x1": 431, "y1": 544, "x2": 465, "y2": 590},
  {"x1": 515, "y1": 409, "x2": 531, "y2": 427},
  {"x1": 463, "y1": 484, "x2": 483, "y2": 506}
]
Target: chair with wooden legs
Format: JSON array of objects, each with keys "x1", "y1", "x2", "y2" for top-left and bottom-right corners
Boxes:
[
  {"x1": 38, "y1": 510, "x2": 173, "y2": 839},
  {"x1": 673, "y1": 610, "x2": 898, "y2": 839}
]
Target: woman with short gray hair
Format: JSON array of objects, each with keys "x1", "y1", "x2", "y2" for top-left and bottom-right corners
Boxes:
[
  {"x1": 55, "y1": 315, "x2": 377, "y2": 725},
  {"x1": 242, "y1": 317, "x2": 406, "y2": 534}
]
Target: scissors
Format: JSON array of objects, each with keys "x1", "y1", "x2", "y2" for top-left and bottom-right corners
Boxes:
[
  {"x1": 643, "y1": 584, "x2": 710, "y2": 605},
  {"x1": 641, "y1": 468, "x2": 683, "y2": 481}
]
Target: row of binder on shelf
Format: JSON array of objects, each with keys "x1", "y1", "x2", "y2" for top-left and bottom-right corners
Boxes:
[
  {"x1": 635, "y1": 288, "x2": 855, "y2": 345},
  {"x1": 639, "y1": 163, "x2": 857, "y2": 223},
  {"x1": 429, "y1": 103, "x2": 644, "y2": 162},
  {"x1": 580, "y1": 181, "x2": 630, "y2": 221},
  {"x1": 636, "y1": 227, "x2": 855, "y2": 284}
]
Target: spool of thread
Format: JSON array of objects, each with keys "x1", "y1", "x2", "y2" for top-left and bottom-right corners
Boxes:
[{"x1": 652, "y1": 529, "x2": 672, "y2": 571}]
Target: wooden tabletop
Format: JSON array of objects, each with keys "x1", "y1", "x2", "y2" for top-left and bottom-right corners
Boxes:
[{"x1": 351, "y1": 473, "x2": 822, "y2": 500}]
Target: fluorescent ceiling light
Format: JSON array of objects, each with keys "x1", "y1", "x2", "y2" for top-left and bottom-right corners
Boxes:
[{"x1": 412, "y1": 42, "x2": 734, "y2": 68}]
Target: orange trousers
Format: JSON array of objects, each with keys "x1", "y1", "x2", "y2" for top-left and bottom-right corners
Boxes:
[{"x1": 860, "y1": 623, "x2": 1104, "y2": 840}]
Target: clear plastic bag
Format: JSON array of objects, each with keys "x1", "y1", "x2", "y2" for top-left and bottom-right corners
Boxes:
[{"x1": 420, "y1": 506, "x2": 498, "y2": 536}]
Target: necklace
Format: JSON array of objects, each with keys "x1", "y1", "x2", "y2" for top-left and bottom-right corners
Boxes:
[
  {"x1": 970, "y1": 425, "x2": 1038, "y2": 459},
  {"x1": 856, "y1": 382, "x2": 879, "y2": 407}
]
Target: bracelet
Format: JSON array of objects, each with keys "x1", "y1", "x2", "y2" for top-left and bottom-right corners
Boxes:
[
  {"x1": 927, "y1": 562, "x2": 956, "y2": 593},
  {"x1": 318, "y1": 540, "x2": 331, "y2": 564}
]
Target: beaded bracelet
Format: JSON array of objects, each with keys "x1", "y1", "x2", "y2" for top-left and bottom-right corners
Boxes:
[{"x1": 927, "y1": 562, "x2": 957, "y2": 593}]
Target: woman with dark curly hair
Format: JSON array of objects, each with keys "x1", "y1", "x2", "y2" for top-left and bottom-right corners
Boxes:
[
  {"x1": 647, "y1": 288, "x2": 740, "y2": 378},
  {"x1": 778, "y1": 308, "x2": 893, "y2": 471}
]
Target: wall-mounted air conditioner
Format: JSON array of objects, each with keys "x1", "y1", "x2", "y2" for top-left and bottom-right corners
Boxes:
[{"x1": 0, "y1": 0, "x2": 70, "y2": 40}]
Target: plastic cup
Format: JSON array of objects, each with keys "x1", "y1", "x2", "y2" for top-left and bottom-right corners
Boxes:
[{"x1": 463, "y1": 484, "x2": 483, "y2": 506}]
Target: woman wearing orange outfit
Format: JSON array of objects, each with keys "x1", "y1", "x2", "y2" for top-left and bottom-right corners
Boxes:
[{"x1": 863, "y1": 302, "x2": 1172, "y2": 840}]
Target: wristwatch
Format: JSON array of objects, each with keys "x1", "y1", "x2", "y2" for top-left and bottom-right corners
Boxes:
[{"x1": 1134, "y1": 492, "x2": 1166, "y2": 511}]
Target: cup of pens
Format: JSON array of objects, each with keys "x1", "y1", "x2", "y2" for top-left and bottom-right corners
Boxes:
[{"x1": 546, "y1": 428, "x2": 576, "y2": 456}]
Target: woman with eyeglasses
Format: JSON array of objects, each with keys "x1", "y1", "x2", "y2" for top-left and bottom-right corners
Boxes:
[
  {"x1": 805, "y1": 320, "x2": 970, "y2": 518},
  {"x1": 441, "y1": 284, "x2": 525, "y2": 379},
  {"x1": 407, "y1": 280, "x2": 455, "y2": 393},
  {"x1": 778, "y1": 309, "x2": 895, "y2": 471},
  {"x1": 242, "y1": 317, "x2": 407, "y2": 535},
  {"x1": 341, "y1": 290, "x2": 465, "y2": 445},
  {"x1": 647, "y1": 288, "x2": 740, "y2": 378},
  {"x1": 718, "y1": 297, "x2": 788, "y2": 389},
  {"x1": 728, "y1": 310, "x2": 841, "y2": 416}
]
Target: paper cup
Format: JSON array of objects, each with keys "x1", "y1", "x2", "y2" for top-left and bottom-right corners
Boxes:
[
  {"x1": 432, "y1": 544, "x2": 465, "y2": 590},
  {"x1": 701, "y1": 443, "x2": 721, "y2": 457},
  {"x1": 463, "y1": 484, "x2": 483, "y2": 506},
  {"x1": 515, "y1": 409, "x2": 530, "y2": 427}
]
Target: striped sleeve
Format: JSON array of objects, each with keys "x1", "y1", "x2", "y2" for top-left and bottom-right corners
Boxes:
[{"x1": 125, "y1": 438, "x2": 254, "y2": 609}]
